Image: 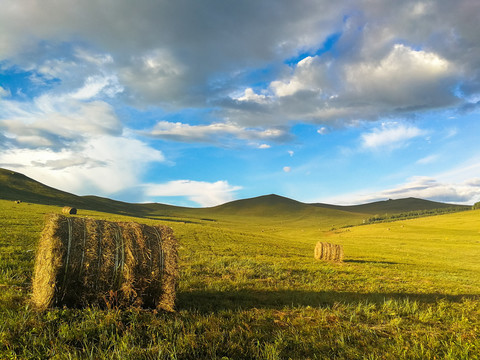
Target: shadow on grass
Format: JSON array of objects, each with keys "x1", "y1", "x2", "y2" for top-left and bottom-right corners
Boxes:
[
  {"x1": 344, "y1": 260, "x2": 401, "y2": 265},
  {"x1": 177, "y1": 289, "x2": 479, "y2": 312}
]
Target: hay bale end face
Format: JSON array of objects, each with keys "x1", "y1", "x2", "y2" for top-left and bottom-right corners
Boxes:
[
  {"x1": 314, "y1": 242, "x2": 344, "y2": 262},
  {"x1": 31, "y1": 214, "x2": 178, "y2": 311},
  {"x1": 62, "y1": 206, "x2": 77, "y2": 215}
]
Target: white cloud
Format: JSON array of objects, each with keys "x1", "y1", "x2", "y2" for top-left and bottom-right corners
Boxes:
[
  {"x1": 74, "y1": 47, "x2": 113, "y2": 66},
  {"x1": 0, "y1": 96, "x2": 122, "y2": 149},
  {"x1": 317, "y1": 127, "x2": 328, "y2": 135},
  {"x1": 0, "y1": 135, "x2": 165, "y2": 196},
  {"x1": 144, "y1": 180, "x2": 241, "y2": 207},
  {"x1": 344, "y1": 44, "x2": 458, "y2": 110},
  {"x1": 283, "y1": 166, "x2": 291, "y2": 173},
  {"x1": 323, "y1": 174, "x2": 480, "y2": 206},
  {"x1": 270, "y1": 56, "x2": 326, "y2": 98},
  {"x1": 436, "y1": 157, "x2": 480, "y2": 185},
  {"x1": 70, "y1": 75, "x2": 123, "y2": 100},
  {"x1": 416, "y1": 154, "x2": 439, "y2": 165},
  {"x1": 375, "y1": 176, "x2": 480, "y2": 205},
  {"x1": 119, "y1": 48, "x2": 187, "y2": 106},
  {"x1": 0, "y1": 86, "x2": 11, "y2": 98},
  {"x1": 361, "y1": 123, "x2": 427, "y2": 150},
  {"x1": 147, "y1": 121, "x2": 289, "y2": 144},
  {"x1": 1, "y1": 0, "x2": 478, "y2": 129},
  {"x1": 288, "y1": 150, "x2": 294, "y2": 156},
  {"x1": 258, "y1": 144, "x2": 271, "y2": 149},
  {"x1": 235, "y1": 88, "x2": 269, "y2": 104},
  {"x1": 239, "y1": 43, "x2": 459, "y2": 126},
  {"x1": 31, "y1": 156, "x2": 107, "y2": 170}
]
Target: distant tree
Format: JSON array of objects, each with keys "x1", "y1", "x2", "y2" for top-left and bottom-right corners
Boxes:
[{"x1": 473, "y1": 202, "x2": 480, "y2": 210}]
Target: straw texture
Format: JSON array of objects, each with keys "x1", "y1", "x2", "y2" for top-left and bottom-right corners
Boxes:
[
  {"x1": 314, "y1": 242, "x2": 344, "y2": 262},
  {"x1": 31, "y1": 214, "x2": 178, "y2": 311}
]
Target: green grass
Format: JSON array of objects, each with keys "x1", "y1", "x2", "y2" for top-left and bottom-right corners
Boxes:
[{"x1": 0, "y1": 199, "x2": 479, "y2": 359}]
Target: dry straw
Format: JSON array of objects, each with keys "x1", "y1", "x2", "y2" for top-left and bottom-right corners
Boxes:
[
  {"x1": 62, "y1": 206, "x2": 77, "y2": 215},
  {"x1": 31, "y1": 214, "x2": 178, "y2": 311},
  {"x1": 314, "y1": 242, "x2": 344, "y2": 262}
]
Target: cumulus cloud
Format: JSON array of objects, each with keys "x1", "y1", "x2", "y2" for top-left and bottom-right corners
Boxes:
[
  {"x1": 0, "y1": 135, "x2": 165, "y2": 196},
  {"x1": 343, "y1": 44, "x2": 458, "y2": 110},
  {"x1": 1, "y1": 0, "x2": 479, "y2": 126},
  {"x1": 271, "y1": 56, "x2": 326, "y2": 97},
  {"x1": 361, "y1": 122, "x2": 427, "y2": 150},
  {"x1": 0, "y1": 96, "x2": 122, "y2": 149},
  {"x1": 144, "y1": 180, "x2": 242, "y2": 207},
  {"x1": 283, "y1": 166, "x2": 291, "y2": 173},
  {"x1": 232, "y1": 43, "x2": 459, "y2": 125},
  {"x1": 234, "y1": 88, "x2": 269, "y2": 104},
  {"x1": 0, "y1": 0, "x2": 342, "y2": 107},
  {"x1": 119, "y1": 49, "x2": 187, "y2": 106}
]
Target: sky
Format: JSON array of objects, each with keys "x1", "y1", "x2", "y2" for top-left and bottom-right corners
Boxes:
[{"x1": 1, "y1": 0, "x2": 480, "y2": 207}]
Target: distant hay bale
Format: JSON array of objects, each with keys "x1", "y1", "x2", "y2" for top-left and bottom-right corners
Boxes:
[
  {"x1": 31, "y1": 214, "x2": 178, "y2": 312},
  {"x1": 314, "y1": 242, "x2": 344, "y2": 262},
  {"x1": 62, "y1": 206, "x2": 77, "y2": 215},
  {"x1": 14, "y1": 200, "x2": 22, "y2": 204}
]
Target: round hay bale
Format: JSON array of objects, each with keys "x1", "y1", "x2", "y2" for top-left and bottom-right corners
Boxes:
[
  {"x1": 314, "y1": 241, "x2": 343, "y2": 262},
  {"x1": 31, "y1": 214, "x2": 178, "y2": 311},
  {"x1": 62, "y1": 206, "x2": 77, "y2": 215}
]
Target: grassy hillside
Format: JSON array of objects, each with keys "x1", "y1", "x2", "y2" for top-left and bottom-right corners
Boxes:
[
  {"x1": 312, "y1": 197, "x2": 470, "y2": 214},
  {"x1": 0, "y1": 168, "x2": 192, "y2": 218},
  {"x1": 1, "y1": 168, "x2": 469, "y2": 223},
  {"x1": 0, "y1": 196, "x2": 479, "y2": 359},
  {"x1": 0, "y1": 168, "x2": 85, "y2": 206},
  {"x1": 208, "y1": 194, "x2": 308, "y2": 216}
]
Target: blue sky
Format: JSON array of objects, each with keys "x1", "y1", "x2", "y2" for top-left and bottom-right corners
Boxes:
[{"x1": 1, "y1": 0, "x2": 480, "y2": 207}]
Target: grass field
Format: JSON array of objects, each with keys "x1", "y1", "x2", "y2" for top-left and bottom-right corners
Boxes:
[{"x1": 0, "y1": 198, "x2": 479, "y2": 359}]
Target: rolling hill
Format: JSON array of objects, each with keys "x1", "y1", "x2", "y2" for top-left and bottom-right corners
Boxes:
[
  {"x1": 0, "y1": 168, "x2": 184, "y2": 217},
  {"x1": 0, "y1": 167, "x2": 470, "y2": 220},
  {"x1": 311, "y1": 197, "x2": 469, "y2": 215}
]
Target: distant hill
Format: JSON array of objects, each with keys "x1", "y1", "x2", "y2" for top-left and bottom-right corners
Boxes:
[
  {"x1": 0, "y1": 168, "x2": 183, "y2": 217},
  {"x1": 0, "y1": 168, "x2": 470, "y2": 220},
  {"x1": 209, "y1": 194, "x2": 309, "y2": 216},
  {"x1": 311, "y1": 198, "x2": 470, "y2": 215},
  {"x1": 0, "y1": 168, "x2": 85, "y2": 206},
  {"x1": 205, "y1": 193, "x2": 379, "y2": 229}
]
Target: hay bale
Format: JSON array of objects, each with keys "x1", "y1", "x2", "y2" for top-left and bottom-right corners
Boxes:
[
  {"x1": 62, "y1": 206, "x2": 77, "y2": 215},
  {"x1": 31, "y1": 214, "x2": 178, "y2": 311},
  {"x1": 314, "y1": 242, "x2": 343, "y2": 262}
]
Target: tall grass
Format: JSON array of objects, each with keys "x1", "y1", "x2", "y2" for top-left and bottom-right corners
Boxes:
[{"x1": 1, "y1": 200, "x2": 479, "y2": 359}]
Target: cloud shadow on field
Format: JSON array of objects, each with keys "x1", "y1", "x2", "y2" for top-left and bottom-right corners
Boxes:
[{"x1": 176, "y1": 289, "x2": 479, "y2": 313}]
